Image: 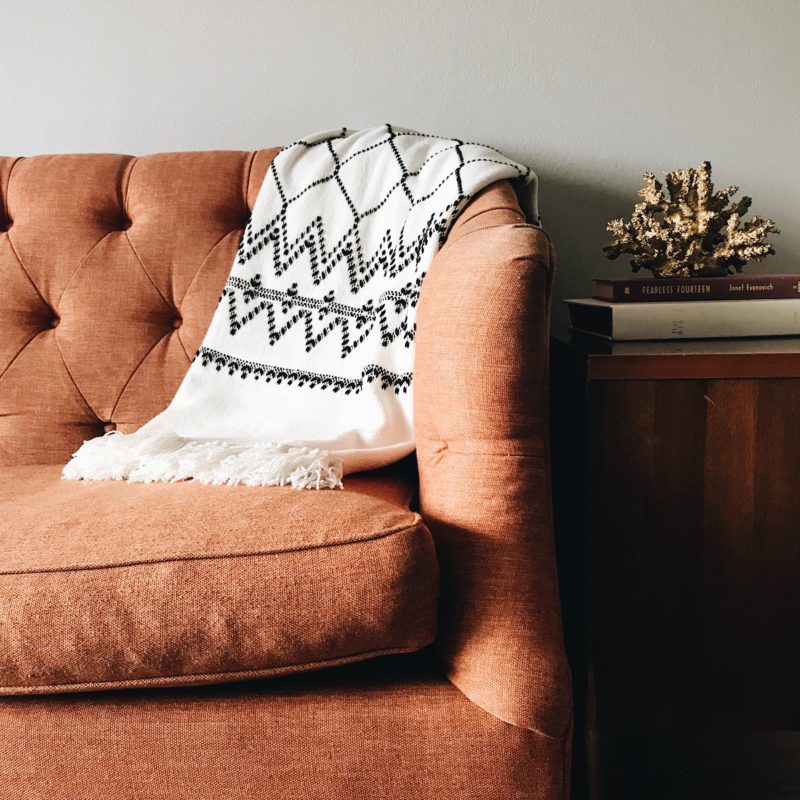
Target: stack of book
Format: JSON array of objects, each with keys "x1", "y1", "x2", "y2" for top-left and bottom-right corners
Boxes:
[{"x1": 565, "y1": 274, "x2": 800, "y2": 341}]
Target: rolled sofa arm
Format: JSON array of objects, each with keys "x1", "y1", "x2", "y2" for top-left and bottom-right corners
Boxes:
[{"x1": 414, "y1": 181, "x2": 571, "y2": 738}]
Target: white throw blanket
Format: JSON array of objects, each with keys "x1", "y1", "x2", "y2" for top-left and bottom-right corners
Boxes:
[{"x1": 63, "y1": 125, "x2": 535, "y2": 489}]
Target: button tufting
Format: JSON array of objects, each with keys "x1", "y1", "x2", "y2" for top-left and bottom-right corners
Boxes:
[
  {"x1": 0, "y1": 219, "x2": 11, "y2": 232},
  {"x1": 49, "y1": 317, "x2": 60, "y2": 329},
  {"x1": 119, "y1": 215, "x2": 132, "y2": 231},
  {"x1": 103, "y1": 422, "x2": 116, "y2": 433},
  {"x1": 171, "y1": 316, "x2": 183, "y2": 329}
]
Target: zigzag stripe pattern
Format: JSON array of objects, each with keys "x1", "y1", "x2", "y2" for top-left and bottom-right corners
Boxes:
[
  {"x1": 235, "y1": 198, "x2": 462, "y2": 293},
  {"x1": 222, "y1": 274, "x2": 421, "y2": 357}
]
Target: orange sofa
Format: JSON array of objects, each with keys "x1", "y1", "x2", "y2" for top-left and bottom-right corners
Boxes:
[{"x1": 0, "y1": 150, "x2": 571, "y2": 799}]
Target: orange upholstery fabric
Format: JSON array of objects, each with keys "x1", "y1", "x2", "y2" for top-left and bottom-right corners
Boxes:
[
  {"x1": 0, "y1": 149, "x2": 571, "y2": 798},
  {"x1": 0, "y1": 150, "x2": 277, "y2": 466},
  {"x1": 0, "y1": 464, "x2": 437, "y2": 694},
  {"x1": 415, "y1": 182, "x2": 571, "y2": 738},
  {"x1": 0, "y1": 656, "x2": 569, "y2": 800}
]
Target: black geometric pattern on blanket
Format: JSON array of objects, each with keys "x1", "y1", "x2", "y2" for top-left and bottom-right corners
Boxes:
[
  {"x1": 223, "y1": 275, "x2": 420, "y2": 358},
  {"x1": 236, "y1": 200, "x2": 462, "y2": 293},
  {"x1": 195, "y1": 347, "x2": 412, "y2": 395},
  {"x1": 197, "y1": 124, "x2": 530, "y2": 391}
]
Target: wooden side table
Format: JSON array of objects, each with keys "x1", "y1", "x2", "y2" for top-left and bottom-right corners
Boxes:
[{"x1": 550, "y1": 332, "x2": 800, "y2": 800}]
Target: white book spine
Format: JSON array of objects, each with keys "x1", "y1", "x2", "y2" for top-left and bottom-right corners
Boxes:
[{"x1": 612, "y1": 299, "x2": 800, "y2": 340}]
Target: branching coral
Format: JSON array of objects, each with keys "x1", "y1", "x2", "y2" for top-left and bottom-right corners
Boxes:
[{"x1": 604, "y1": 161, "x2": 780, "y2": 277}]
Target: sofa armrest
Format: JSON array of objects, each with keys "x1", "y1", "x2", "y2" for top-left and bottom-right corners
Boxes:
[{"x1": 414, "y1": 182, "x2": 571, "y2": 738}]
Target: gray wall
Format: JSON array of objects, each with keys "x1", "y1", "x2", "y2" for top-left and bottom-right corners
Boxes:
[{"x1": 2, "y1": 0, "x2": 798, "y2": 327}]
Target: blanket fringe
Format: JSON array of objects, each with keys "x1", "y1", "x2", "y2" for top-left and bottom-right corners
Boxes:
[{"x1": 62, "y1": 431, "x2": 344, "y2": 490}]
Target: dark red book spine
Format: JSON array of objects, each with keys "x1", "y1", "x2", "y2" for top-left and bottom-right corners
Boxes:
[{"x1": 594, "y1": 275, "x2": 800, "y2": 303}]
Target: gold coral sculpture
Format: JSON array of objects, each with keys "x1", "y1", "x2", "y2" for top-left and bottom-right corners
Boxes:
[{"x1": 604, "y1": 161, "x2": 780, "y2": 277}]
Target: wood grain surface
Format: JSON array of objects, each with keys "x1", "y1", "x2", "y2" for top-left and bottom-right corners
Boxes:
[{"x1": 551, "y1": 336, "x2": 800, "y2": 799}]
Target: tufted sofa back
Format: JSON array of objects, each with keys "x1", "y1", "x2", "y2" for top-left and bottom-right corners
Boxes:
[{"x1": 0, "y1": 150, "x2": 279, "y2": 466}]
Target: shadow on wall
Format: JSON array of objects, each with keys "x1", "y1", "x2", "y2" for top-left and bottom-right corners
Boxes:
[{"x1": 538, "y1": 173, "x2": 633, "y2": 332}]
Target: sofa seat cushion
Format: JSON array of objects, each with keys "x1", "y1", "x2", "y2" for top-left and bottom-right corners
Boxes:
[{"x1": 0, "y1": 465, "x2": 437, "y2": 695}]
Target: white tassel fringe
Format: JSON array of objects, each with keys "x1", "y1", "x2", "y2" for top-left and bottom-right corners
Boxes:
[{"x1": 62, "y1": 431, "x2": 344, "y2": 490}]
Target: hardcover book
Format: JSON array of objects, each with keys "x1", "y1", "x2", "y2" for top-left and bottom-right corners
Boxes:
[
  {"x1": 565, "y1": 298, "x2": 800, "y2": 341},
  {"x1": 593, "y1": 274, "x2": 800, "y2": 303}
]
